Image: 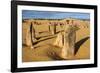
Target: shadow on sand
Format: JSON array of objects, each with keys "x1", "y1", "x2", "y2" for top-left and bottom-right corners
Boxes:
[
  {"x1": 23, "y1": 36, "x2": 89, "y2": 60},
  {"x1": 74, "y1": 37, "x2": 89, "y2": 55}
]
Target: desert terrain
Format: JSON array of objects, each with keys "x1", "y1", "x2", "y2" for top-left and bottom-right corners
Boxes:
[{"x1": 22, "y1": 18, "x2": 90, "y2": 62}]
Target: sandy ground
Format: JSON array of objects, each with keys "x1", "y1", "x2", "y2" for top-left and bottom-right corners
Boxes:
[{"x1": 22, "y1": 19, "x2": 90, "y2": 62}]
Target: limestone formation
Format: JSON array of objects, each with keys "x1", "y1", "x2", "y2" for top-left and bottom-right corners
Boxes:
[{"x1": 53, "y1": 20, "x2": 79, "y2": 59}]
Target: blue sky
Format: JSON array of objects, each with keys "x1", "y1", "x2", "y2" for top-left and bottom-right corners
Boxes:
[{"x1": 22, "y1": 10, "x2": 90, "y2": 20}]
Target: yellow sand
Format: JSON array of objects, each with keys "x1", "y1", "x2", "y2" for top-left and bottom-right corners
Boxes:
[{"x1": 22, "y1": 19, "x2": 90, "y2": 62}]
